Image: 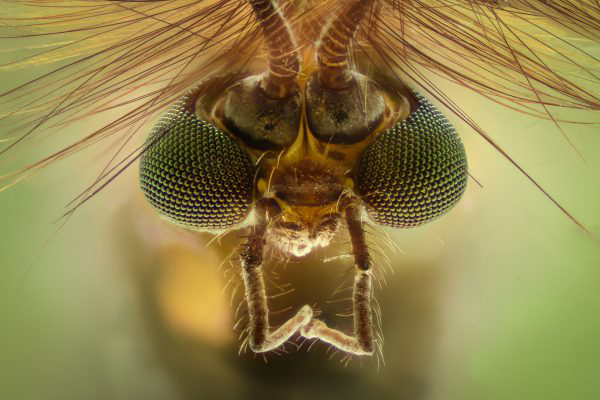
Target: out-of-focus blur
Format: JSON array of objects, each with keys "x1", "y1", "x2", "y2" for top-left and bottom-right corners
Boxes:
[{"x1": 1, "y1": 2, "x2": 600, "y2": 398}]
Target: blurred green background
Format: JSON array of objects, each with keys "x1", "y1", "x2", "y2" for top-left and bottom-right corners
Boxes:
[{"x1": 1, "y1": 19, "x2": 600, "y2": 400}]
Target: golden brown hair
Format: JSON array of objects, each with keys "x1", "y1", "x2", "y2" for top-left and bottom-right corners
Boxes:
[{"x1": 1, "y1": 0, "x2": 598, "y2": 232}]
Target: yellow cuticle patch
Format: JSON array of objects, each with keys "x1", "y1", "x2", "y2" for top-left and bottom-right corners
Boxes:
[{"x1": 257, "y1": 178, "x2": 268, "y2": 195}]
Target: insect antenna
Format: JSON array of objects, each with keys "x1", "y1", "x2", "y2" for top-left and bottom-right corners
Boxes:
[
  {"x1": 316, "y1": 0, "x2": 377, "y2": 89},
  {"x1": 246, "y1": 0, "x2": 300, "y2": 98},
  {"x1": 1, "y1": 0, "x2": 263, "y2": 205}
]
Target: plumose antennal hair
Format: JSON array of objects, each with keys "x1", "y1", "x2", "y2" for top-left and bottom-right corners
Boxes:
[{"x1": 0, "y1": 0, "x2": 599, "y2": 234}]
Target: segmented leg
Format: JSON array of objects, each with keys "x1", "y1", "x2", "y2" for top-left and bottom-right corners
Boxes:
[
  {"x1": 241, "y1": 199, "x2": 313, "y2": 352},
  {"x1": 301, "y1": 203, "x2": 375, "y2": 356}
]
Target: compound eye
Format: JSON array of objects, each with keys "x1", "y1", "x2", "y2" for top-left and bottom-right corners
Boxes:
[
  {"x1": 355, "y1": 92, "x2": 468, "y2": 228},
  {"x1": 139, "y1": 92, "x2": 255, "y2": 231}
]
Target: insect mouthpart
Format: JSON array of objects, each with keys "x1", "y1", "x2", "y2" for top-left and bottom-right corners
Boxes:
[
  {"x1": 268, "y1": 214, "x2": 342, "y2": 258},
  {"x1": 262, "y1": 160, "x2": 346, "y2": 257}
]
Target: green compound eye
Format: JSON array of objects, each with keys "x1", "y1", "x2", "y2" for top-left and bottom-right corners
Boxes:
[
  {"x1": 356, "y1": 91, "x2": 468, "y2": 228},
  {"x1": 139, "y1": 92, "x2": 255, "y2": 231}
]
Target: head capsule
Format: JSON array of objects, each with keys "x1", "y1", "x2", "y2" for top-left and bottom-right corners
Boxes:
[{"x1": 135, "y1": 0, "x2": 470, "y2": 359}]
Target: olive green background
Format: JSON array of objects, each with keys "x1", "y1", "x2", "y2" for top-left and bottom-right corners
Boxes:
[{"x1": 1, "y1": 33, "x2": 599, "y2": 400}]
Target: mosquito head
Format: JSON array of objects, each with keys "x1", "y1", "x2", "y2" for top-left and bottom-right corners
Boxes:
[{"x1": 137, "y1": 0, "x2": 468, "y2": 357}]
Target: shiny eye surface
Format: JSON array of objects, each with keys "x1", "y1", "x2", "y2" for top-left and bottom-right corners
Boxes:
[
  {"x1": 356, "y1": 91, "x2": 468, "y2": 228},
  {"x1": 139, "y1": 92, "x2": 255, "y2": 231}
]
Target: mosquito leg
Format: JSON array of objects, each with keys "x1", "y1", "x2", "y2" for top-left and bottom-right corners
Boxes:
[
  {"x1": 301, "y1": 203, "x2": 375, "y2": 356},
  {"x1": 241, "y1": 199, "x2": 313, "y2": 353}
]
